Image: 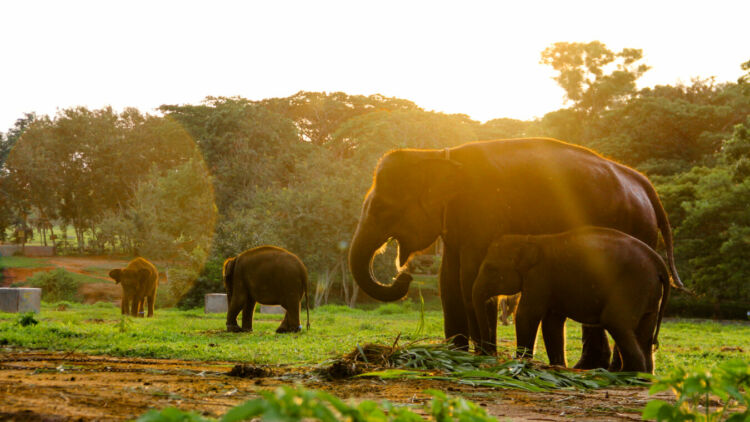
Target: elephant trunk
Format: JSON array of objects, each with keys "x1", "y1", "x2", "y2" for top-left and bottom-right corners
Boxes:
[{"x1": 349, "y1": 222, "x2": 412, "y2": 302}]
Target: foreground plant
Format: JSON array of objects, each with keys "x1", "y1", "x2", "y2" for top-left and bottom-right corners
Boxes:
[
  {"x1": 643, "y1": 359, "x2": 749, "y2": 421},
  {"x1": 137, "y1": 386, "x2": 496, "y2": 421}
]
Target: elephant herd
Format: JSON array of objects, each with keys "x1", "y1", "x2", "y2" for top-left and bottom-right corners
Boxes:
[
  {"x1": 109, "y1": 137, "x2": 683, "y2": 374},
  {"x1": 110, "y1": 246, "x2": 310, "y2": 334}
]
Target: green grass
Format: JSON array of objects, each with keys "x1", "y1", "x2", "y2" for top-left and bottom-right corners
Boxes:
[
  {"x1": 0, "y1": 303, "x2": 747, "y2": 375},
  {"x1": 82, "y1": 266, "x2": 118, "y2": 278},
  {"x1": 0, "y1": 256, "x2": 52, "y2": 269}
]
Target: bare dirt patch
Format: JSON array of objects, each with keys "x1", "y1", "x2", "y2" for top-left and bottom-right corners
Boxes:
[
  {"x1": 0, "y1": 348, "x2": 670, "y2": 421},
  {"x1": 1, "y1": 267, "x2": 56, "y2": 286}
]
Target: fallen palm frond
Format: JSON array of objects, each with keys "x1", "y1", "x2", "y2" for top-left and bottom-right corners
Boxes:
[{"x1": 324, "y1": 338, "x2": 649, "y2": 391}]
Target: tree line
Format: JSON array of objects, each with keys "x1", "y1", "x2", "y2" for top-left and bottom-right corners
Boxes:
[{"x1": 1, "y1": 41, "x2": 748, "y2": 306}]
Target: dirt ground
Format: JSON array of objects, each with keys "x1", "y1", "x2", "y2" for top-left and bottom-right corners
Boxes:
[{"x1": 0, "y1": 348, "x2": 671, "y2": 421}]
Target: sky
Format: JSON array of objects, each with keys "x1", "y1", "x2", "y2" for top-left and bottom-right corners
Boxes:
[{"x1": 1, "y1": 0, "x2": 748, "y2": 132}]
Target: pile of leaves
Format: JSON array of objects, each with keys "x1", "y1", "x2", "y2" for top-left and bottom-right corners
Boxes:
[{"x1": 325, "y1": 339, "x2": 649, "y2": 391}]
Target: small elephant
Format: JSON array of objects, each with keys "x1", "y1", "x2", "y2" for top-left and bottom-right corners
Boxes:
[
  {"x1": 224, "y1": 246, "x2": 310, "y2": 333},
  {"x1": 472, "y1": 227, "x2": 672, "y2": 373},
  {"x1": 109, "y1": 257, "x2": 159, "y2": 317},
  {"x1": 499, "y1": 293, "x2": 520, "y2": 326}
]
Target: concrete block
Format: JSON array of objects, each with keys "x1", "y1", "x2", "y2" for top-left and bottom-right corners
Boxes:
[
  {"x1": 205, "y1": 293, "x2": 228, "y2": 313},
  {"x1": 0, "y1": 288, "x2": 42, "y2": 313},
  {"x1": 259, "y1": 305, "x2": 285, "y2": 314}
]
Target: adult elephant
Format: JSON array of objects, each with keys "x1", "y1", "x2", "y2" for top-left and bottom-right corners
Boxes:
[{"x1": 348, "y1": 137, "x2": 682, "y2": 368}]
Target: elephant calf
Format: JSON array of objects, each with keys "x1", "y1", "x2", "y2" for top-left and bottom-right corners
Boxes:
[
  {"x1": 499, "y1": 293, "x2": 520, "y2": 326},
  {"x1": 473, "y1": 227, "x2": 672, "y2": 373},
  {"x1": 224, "y1": 246, "x2": 310, "y2": 333},
  {"x1": 109, "y1": 257, "x2": 159, "y2": 317}
]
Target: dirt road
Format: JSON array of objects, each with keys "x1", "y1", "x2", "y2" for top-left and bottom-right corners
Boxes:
[{"x1": 0, "y1": 348, "x2": 665, "y2": 421}]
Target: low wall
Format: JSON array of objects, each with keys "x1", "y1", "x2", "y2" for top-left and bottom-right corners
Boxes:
[{"x1": 0, "y1": 245, "x2": 55, "y2": 257}]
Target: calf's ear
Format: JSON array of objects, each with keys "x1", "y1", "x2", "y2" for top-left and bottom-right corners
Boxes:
[{"x1": 109, "y1": 269, "x2": 122, "y2": 283}]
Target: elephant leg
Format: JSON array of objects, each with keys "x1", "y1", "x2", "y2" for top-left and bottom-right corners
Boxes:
[
  {"x1": 636, "y1": 312, "x2": 658, "y2": 374},
  {"x1": 240, "y1": 298, "x2": 256, "y2": 332},
  {"x1": 137, "y1": 297, "x2": 146, "y2": 317},
  {"x1": 514, "y1": 303, "x2": 542, "y2": 359},
  {"x1": 226, "y1": 291, "x2": 244, "y2": 332},
  {"x1": 609, "y1": 344, "x2": 624, "y2": 372},
  {"x1": 459, "y1": 250, "x2": 485, "y2": 352},
  {"x1": 541, "y1": 313, "x2": 567, "y2": 366},
  {"x1": 484, "y1": 296, "x2": 499, "y2": 351},
  {"x1": 130, "y1": 296, "x2": 140, "y2": 317},
  {"x1": 574, "y1": 326, "x2": 611, "y2": 369},
  {"x1": 607, "y1": 327, "x2": 646, "y2": 372},
  {"x1": 440, "y1": 246, "x2": 469, "y2": 349},
  {"x1": 120, "y1": 295, "x2": 129, "y2": 315},
  {"x1": 146, "y1": 292, "x2": 155, "y2": 317},
  {"x1": 277, "y1": 298, "x2": 301, "y2": 334}
]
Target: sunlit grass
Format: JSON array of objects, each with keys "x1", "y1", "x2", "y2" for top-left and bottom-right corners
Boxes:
[
  {"x1": 0, "y1": 256, "x2": 53, "y2": 269},
  {"x1": 0, "y1": 303, "x2": 746, "y2": 375}
]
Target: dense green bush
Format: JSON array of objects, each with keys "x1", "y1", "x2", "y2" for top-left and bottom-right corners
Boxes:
[
  {"x1": 666, "y1": 294, "x2": 750, "y2": 320},
  {"x1": 176, "y1": 258, "x2": 224, "y2": 310},
  {"x1": 26, "y1": 269, "x2": 80, "y2": 302}
]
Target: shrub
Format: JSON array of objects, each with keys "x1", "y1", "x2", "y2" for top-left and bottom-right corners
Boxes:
[
  {"x1": 643, "y1": 359, "x2": 750, "y2": 421},
  {"x1": 137, "y1": 386, "x2": 496, "y2": 422},
  {"x1": 26, "y1": 269, "x2": 80, "y2": 302},
  {"x1": 176, "y1": 258, "x2": 224, "y2": 310}
]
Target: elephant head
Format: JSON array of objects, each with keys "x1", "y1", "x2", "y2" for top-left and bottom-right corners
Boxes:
[
  {"x1": 109, "y1": 267, "x2": 151, "y2": 293},
  {"x1": 475, "y1": 237, "x2": 541, "y2": 296},
  {"x1": 349, "y1": 149, "x2": 465, "y2": 301}
]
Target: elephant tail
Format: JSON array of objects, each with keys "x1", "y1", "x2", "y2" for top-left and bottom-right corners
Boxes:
[
  {"x1": 652, "y1": 261, "x2": 672, "y2": 351},
  {"x1": 222, "y1": 257, "x2": 237, "y2": 305},
  {"x1": 303, "y1": 271, "x2": 310, "y2": 331},
  {"x1": 636, "y1": 172, "x2": 685, "y2": 289}
]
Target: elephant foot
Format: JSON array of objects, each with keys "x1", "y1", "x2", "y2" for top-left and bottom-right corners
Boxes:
[
  {"x1": 573, "y1": 353, "x2": 612, "y2": 370},
  {"x1": 276, "y1": 325, "x2": 301, "y2": 334},
  {"x1": 226, "y1": 324, "x2": 243, "y2": 333}
]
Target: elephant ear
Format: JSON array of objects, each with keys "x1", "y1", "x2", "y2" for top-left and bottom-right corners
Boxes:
[
  {"x1": 109, "y1": 269, "x2": 122, "y2": 284},
  {"x1": 514, "y1": 243, "x2": 541, "y2": 272},
  {"x1": 137, "y1": 268, "x2": 152, "y2": 284},
  {"x1": 416, "y1": 158, "x2": 465, "y2": 211}
]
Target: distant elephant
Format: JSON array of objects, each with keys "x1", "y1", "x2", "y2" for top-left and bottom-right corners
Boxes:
[
  {"x1": 472, "y1": 227, "x2": 672, "y2": 373},
  {"x1": 223, "y1": 246, "x2": 310, "y2": 333},
  {"x1": 499, "y1": 293, "x2": 520, "y2": 326},
  {"x1": 349, "y1": 137, "x2": 682, "y2": 368},
  {"x1": 109, "y1": 257, "x2": 159, "y2": 317}
]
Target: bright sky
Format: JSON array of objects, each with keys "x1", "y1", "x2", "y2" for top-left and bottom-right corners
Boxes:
[{"x1": 1, "y1": 0, "x2": 748, "y2": 133}]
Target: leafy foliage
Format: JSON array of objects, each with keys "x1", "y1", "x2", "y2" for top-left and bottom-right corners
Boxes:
[
  {"x1": 137, "y1": 386, "x2": 496, "y2": 422},
  {"x1": 16, "y1": 312, "x2": 38, "y2": 327},
  {"x1": 643, "y1": 359, "x2": 750, "y2": 421},
  {"x1": 26, "y1": 269, "x2": 80, "y2": 302}
]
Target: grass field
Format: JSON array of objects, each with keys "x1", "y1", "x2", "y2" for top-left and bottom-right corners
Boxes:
[
  {"x1": 0, "y1": 256, "x2": 52, "y2": 269},
  {"x1": 0, "y1": 302, "x2": 747, "y2": 374}
]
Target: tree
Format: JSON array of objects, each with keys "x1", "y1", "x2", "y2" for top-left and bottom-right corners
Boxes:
[
  {"x1": 129, "y1": 159, "x2": 217, "y2": 304},
  {"x1": 541, "y1": 41, "x2": 649, "y2": 117},
  {"x1": 258, "y1": 91, "x2": 420, "y2": 146},
  {"x1": 656, "y1": 118, "x2": 750, "y2": 303},
  {"x1": 160, "y1": 97, "x2": 302, "y2": 213}
]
